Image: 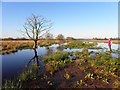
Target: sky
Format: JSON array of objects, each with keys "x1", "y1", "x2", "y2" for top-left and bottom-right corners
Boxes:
[{"x1": 2, "y1": 2, "x2": 118, "y2": 39}]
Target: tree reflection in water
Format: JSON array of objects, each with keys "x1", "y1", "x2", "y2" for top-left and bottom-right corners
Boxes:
[
  {"x1": 27, "y1": 48, "x2": 42, "y2": 68},
  {"x1": 46, "y1": 47, "x2": 53, "y2": 55},
  {"x1": 56, "y1": 45, "x2": 64, "y2": 52}
]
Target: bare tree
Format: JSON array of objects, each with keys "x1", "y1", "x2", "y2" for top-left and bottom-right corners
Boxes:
[
  {"x1": 45, "y1": 31, "x2": 54, "y2": 40},
  {"x1": 23, "y1": 14, "x2": 52, "y2": 48}
]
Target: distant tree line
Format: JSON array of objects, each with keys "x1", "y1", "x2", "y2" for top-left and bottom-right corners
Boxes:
[
  {"x1": 2, "y1": 36, "x2": 119, "y2": 40},
  {"x1": 1, "y1": 34, "x2": 76, "y2": 40},
  {"x1": 93, "y1": 37, "x2": 120, "y2": 40},
  {"x1": 1, "y1": 36, "x2": 119, "y2": 40},
  {"x1": 1, "y1": 37, "x2": 29, "y2": 40}
]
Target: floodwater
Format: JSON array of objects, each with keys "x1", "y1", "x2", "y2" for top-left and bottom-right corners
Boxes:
[
  {"x1": 1, "y1": 42, "x2": 119, "y2": 82},
  {"x1": 97, "y1": 43, "x2": 119, "y2": 50}
]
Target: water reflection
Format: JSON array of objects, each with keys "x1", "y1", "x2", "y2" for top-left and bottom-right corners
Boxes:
[
  {"x1": 27, "y1": 48, "x2": 47, "y2": 74},
  {"x1": 56, "y1": 45, "x2": 64, "y2": 52},
  {"x1": 28, "y1": 49, "x2": 40, "y2": 67},
  {"x1": 46, "y1": 47, "x2": 53, "y2": 55},
  {"x1": 97, "y1": 43, "x2": 119, "y2": 50},
  {"x1": 2, "y1": 43, "x2": 119, "y2": 81},
  {"x1": 64, "y1": 48, "x2": 83, "y2": 52}
]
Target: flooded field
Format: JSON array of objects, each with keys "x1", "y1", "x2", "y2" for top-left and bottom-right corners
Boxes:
[
  {"x1": 1, "y1": 41, "x2": 120, "y2": 88},
  {"x1": 1, "y1": 42, "x2": 119, "y2": 76}
]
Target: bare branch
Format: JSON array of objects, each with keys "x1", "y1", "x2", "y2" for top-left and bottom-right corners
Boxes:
[
  {"x1": 23, "y1": 25, "x2": 33, "y2": 39},
  {"x1": 22, "y1": 14, "x2": 53, "y2": 48}
]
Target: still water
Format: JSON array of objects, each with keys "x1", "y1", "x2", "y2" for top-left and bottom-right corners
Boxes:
[{"x1": 1, "y1": 43, "x2": 119, "y2": 81}]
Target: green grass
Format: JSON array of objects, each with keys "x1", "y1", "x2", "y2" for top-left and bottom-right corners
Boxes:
[{"x1": 65, "y1": 40, "x2": 102, "y2": 49}]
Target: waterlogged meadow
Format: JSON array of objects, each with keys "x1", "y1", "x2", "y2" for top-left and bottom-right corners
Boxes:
[{"x1": 1, "y1": 40, "x2": 120, "y2": 89}]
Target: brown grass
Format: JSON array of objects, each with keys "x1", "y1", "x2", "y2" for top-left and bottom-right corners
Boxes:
[
  {"x1": 0, "y1": 40, "x2": 34, "y2": 54},
  {"x1": 0, "y1": 39, "x2": 73, "y2": 54},
  {"x1": 0, "y1": 39, "x2": 119, "y2": 55}
]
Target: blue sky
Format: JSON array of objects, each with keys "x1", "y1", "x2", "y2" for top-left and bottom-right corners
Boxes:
[{"x1": 2, "y1": 2, "x2": 118, "y2": 39}]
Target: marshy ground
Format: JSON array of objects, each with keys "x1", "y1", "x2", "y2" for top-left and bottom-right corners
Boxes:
[
  {"x1": 1, "y1": 39, "x2": 119, "y2": 55},
  {"x1": 1, "y1": 39, "x2": 120, "y2": 89}
]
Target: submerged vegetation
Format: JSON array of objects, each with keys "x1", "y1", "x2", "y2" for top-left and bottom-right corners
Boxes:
[{"x1": 2, "y1": 40, "x2": 120, "y2": 89}]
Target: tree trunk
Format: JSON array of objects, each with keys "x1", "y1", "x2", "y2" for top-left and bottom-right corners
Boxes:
[
  {"x1": 33, "y1": 49, "x2": 39, "y2": 67},
  {"x1": 33, "y1": 40, "x2": 37, "y2": 49}
]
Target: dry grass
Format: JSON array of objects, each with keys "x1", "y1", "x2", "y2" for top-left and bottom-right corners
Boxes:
[
  {"x1": 0, "y1": 39, "x2": 73, "y2": 54},
  {"x1": 0, "y1": 40, "x2": 34, "y2": 54}
]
